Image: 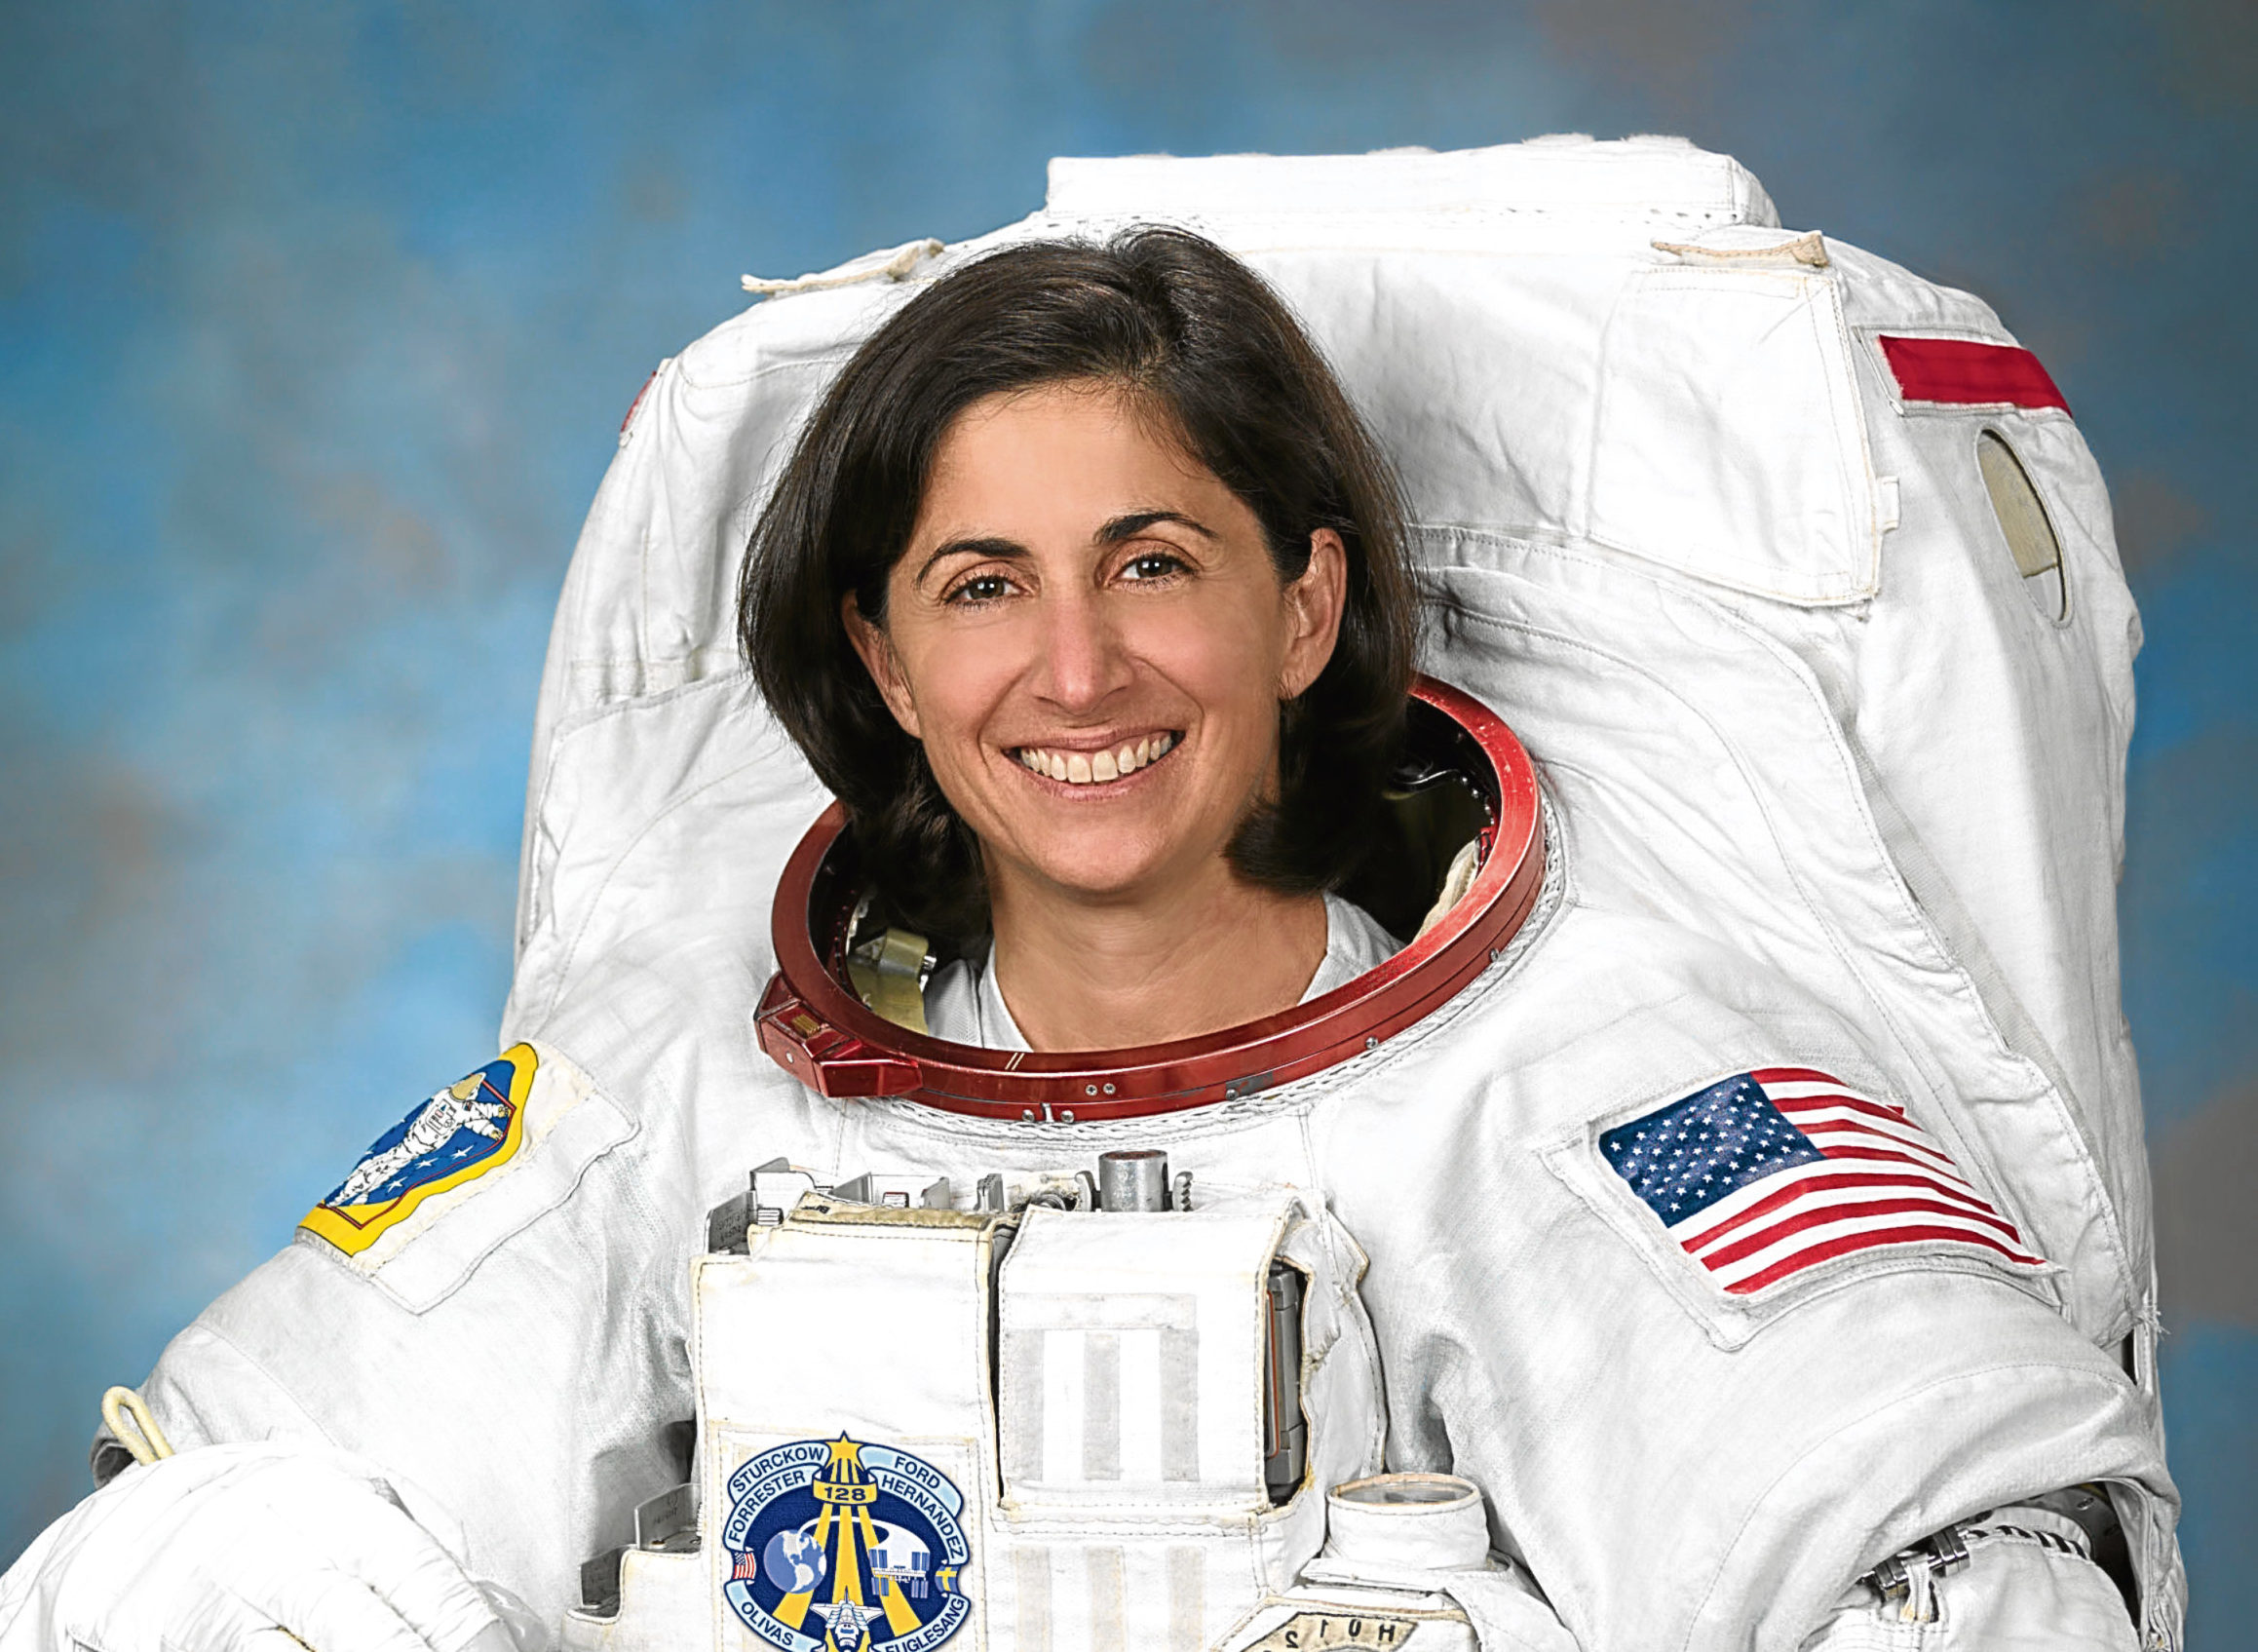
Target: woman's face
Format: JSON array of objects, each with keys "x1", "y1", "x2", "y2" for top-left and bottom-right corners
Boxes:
[{"x1": 848, "y1": 380, "x2": 1346, "y2": 909}]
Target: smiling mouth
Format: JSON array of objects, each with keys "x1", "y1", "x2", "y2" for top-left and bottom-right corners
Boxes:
[{"x1": 1011, "y1": 732, "x2": 1179, "y2": 787}]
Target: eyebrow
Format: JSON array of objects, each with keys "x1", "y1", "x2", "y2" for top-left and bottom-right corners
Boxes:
[
  {"x1": 912, "y1": 536, "x2": 1025, "y2": 588},
  {"x1": 910, "y1": 511, "x2": 1218, "y2": 588},
  {"x1": 1098, "y1": 510, "x2": 1218, "y2": 544}
]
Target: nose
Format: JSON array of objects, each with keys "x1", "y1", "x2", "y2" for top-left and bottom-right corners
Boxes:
[{"x1": 1032, "y1": 587, "x2": 1132, "y2": 715}]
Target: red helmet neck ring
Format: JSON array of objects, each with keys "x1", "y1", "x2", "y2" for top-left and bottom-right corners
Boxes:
[{"x1": 756, "y1": 674, "x2": 1546, "y2": 1123}]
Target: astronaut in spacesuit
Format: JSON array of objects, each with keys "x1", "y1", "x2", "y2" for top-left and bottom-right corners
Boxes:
[
  {"x1": 0, "y1": 151, "x2": 2180, "y2": 1652},
  {"x1": 328, "y1": 1076, "x2": 513, "y2": 1209}
]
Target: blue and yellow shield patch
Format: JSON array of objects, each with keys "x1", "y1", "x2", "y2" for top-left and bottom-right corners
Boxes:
[{"x1": 301, "y1": 1044, "x2": 538, "y2": 1256}]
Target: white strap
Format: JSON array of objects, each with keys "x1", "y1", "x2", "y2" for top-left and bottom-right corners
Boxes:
[{"x1": 741, "y1": 237, "x2": 942, "y2": 296}]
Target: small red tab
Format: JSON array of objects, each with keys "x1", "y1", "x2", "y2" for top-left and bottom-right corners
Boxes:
[
  {"x1": 620, "y1": 368, "x2": 658, "y2": 435},
  {"x1": 1877, "y1": 335, "x2": 2069, "y2": 414}
]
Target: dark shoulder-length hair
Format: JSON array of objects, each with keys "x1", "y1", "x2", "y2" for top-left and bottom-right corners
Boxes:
[{"x1": 739, "y1": 226, "x2": 1417, "y2": 945}]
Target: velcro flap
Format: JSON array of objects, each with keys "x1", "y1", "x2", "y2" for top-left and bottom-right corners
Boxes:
[{"x1": 998, "y1": 1202, "x2": 1292, "y2": 1519}]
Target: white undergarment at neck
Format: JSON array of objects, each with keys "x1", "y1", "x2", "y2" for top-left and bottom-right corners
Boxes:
[{"x1": 922, "y1": 894, "x2": 1401, "y2": 1054}]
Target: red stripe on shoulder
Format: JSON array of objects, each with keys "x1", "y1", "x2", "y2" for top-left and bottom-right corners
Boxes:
[
  {"x1": 1749, "y1": 1065, "x2": 1843, "y2": 1087},
  {"x1": 1817, "y1": 1142, "x2": 1975, "y2": 1180},
  {"x1": 1678, "y1": 1167, "x2": 2001, "y2": 1252},
  {"x1": 1724, "y1": 1225, "x2": 2043, "y2": 1295},
  {"x1": 1699, "y1": 1196, "x2": 2027, "y2": 1272},
  {"x1": 1877, "y1": 335, "x2": 2070, "y2": 413},
  {"x1": 1770, "y1": 1090, "x2": 1913, "y2": 1129}
]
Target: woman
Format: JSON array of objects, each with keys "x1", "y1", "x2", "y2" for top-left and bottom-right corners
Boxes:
[
  {"x1": 0, "y1": 230, "x2": 2161, "y2": 1652},
  {"x1": 741, "y1": 229, "x2": 1418, "y2": 1055}
]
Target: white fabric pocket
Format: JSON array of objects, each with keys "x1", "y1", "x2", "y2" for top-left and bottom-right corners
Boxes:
[{"x1": 1587, "y1": 265, "x2": 1881, "y2": 605}]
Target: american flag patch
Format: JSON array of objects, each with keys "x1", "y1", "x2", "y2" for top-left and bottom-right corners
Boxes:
[{"x1": 1600, "y1": 1067, "x2": 2044, "y2": 1295}]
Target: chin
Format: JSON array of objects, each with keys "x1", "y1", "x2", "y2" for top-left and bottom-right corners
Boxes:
[
  {"x1": 1034, "y1": 858, "x2": 1173, "y2": 903},
  {"x1": 1014, "y1": 832, "x2": 1180, "y2": 903}
]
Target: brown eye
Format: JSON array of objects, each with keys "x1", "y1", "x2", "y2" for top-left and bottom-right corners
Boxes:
[
  {"x1": 947, "y1": 574, "x2": 1014, "y2": 605},
  {"x1": 1121, "y1": 551, "x2": 1187, "y2": 583}
]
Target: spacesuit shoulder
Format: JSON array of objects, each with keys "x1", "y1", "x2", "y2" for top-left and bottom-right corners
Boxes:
[
  {"x1": 126, "y1": 1036, "x2": 695, "y2": 1619},
  {"x1": 1309, "y1": 899, "x2": 2172, "y2": 1651},
  {"x1": 290, "y1": 1041, "x2": 635, "y2": 1300},
  {"x1": 1347, "y1": 895, "x2": 2069, "y2": 1331}
]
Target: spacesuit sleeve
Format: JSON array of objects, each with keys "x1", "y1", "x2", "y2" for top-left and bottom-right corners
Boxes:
[
  {"x1": 1380, "y1": 1144, "x2": 2164, "y2": 1651},
  {"x1": 0, "y1": 1440, "x2": 517, "y2": 1652},
  {"x1": 1800, "y1": 1510, "x2": 2138, "y2": 1650},
  {"x1": 1318, "y1": 959, "x2": 2177, "y2": 1652},
  {"x1": 113, "y1": 1039, "x2": 696, "y2": 1629}
]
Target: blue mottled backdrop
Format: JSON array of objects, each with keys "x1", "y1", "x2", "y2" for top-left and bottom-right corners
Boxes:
[{"x1": 2, "y1": 0, "x2": 2251, "y2": 1636}]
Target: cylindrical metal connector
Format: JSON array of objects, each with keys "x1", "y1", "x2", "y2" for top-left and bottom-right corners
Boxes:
[{"x1": 1097, "y1": 1150, "x2": 1170, "y2": 1211}]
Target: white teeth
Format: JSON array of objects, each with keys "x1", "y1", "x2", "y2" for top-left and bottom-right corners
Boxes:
[{"x1": 1014, "y1": 736, "x2": 1174, "y2": 785}]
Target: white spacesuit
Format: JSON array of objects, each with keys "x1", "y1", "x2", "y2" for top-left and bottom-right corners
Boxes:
[{"x1": 0, "y1": 138, "x2": 2179, "y2": 1652}]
